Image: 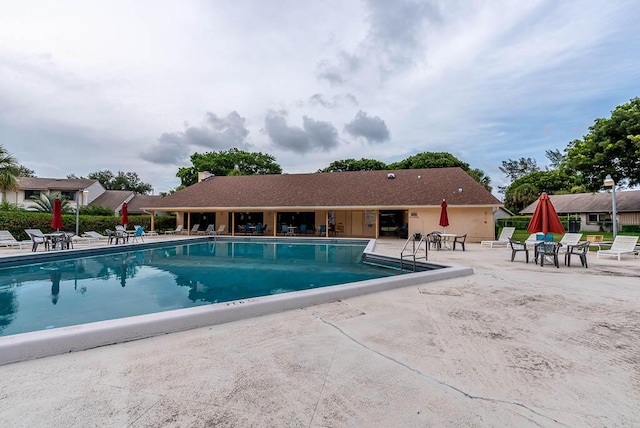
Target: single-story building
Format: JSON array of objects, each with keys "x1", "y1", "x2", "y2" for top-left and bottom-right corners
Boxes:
[
  {"x1": 520, "y1": 190, "x2": 640, "y2": 233},
  {"x1": 142, "y1": 167, "x2": 503, "y2": 242}
]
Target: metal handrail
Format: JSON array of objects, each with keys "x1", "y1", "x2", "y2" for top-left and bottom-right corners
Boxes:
[{"x1": 400, "y1": 234, "x2": 427, "y2": 271}]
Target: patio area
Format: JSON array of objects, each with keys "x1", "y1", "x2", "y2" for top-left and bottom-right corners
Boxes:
[{"x1": 0, "y1": 237, "x2": 638, "y2": 426}]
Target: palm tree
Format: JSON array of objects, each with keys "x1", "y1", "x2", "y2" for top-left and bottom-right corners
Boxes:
[
  {"x1": 512, "y1": 183, "x2": 539, "y2": 211},
  {"x1": 0, "y1": 145, "x2": 20, "y2": 202},
  {"x1": 30, "y1": 193, "x2": 74, "y2": 213}
]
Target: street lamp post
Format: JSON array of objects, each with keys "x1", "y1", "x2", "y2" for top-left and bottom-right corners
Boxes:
[{"x1": 603, "y1": 175, "x2": 617, "y2": 239}]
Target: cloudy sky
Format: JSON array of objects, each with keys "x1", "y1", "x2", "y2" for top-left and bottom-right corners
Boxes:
[{"x1": 1, "y1": 0, "x2": 639, "y2": 195}]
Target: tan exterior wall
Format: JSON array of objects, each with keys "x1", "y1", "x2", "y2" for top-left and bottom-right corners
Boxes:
[
  {"x1": 407, "y1": 206, "x2": 495, "y2": 242},
  {"x1": 173, "y1": 206, "x2": 497, "y2": 241}
]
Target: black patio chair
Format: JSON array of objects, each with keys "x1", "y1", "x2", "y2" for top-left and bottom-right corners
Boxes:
[
  {"x1": 453, "y1": 233, "x2": 467, "y2": 251},
  {"x1": 564, "y1": 242, "x2": 590, "y2": 268},
  {"x1": 426, "y1": 231, "x2": 442, "y2": 251},
  {"x1": 535, "y1": 242, "x2": 561, "y2": 268},
  {"x1": 509, "y1": 238, "x2": 529, "y2": 263}
]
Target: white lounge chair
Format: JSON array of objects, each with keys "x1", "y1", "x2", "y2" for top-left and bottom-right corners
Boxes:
[
  {"x1": 0, "y1": 230, "x2": 32, "y2": 249},
  {"x1": 559, "y1": 233, "x2": 583, "y2": 247},
  {"x1": 198, "y1": 224, "x2": 215, "y2": 235},
  {"x1": 213, "y1": 225, "x2": 226, "y2": 235},
  {"x1": 596, "y1": 235, "x2": 639, "y2": 260},
  {"x1": 481, "y1": 227, "x2": 515, "y2": 248},
  {"x1": 185, "y1": 223, "x2": 200, "y2": 235},
  {"x1": 82, "y1": 231, "x2": 110, "y2": 242},
  {"x1": 164, "y1": 225, "x2": 183, "y2": 235}
]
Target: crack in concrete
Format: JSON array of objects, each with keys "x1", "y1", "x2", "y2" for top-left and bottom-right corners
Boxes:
[
  {"x1": 320, "y1": 317, "x2": 570, "y2": 427},
  {"x1": 309, "y1": 344, "x2": 338, "y2": 428}
]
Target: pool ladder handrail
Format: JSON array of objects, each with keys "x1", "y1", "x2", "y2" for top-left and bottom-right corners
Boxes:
[{"x1": 400, "y1": 233, "x2": 427, "y2": 271}]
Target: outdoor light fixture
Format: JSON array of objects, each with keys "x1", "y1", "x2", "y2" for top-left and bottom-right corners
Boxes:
[{"x1": 603, "y1": 174, "x2": 617, "y2": 239}]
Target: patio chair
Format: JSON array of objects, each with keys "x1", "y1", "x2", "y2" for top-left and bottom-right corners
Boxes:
[
  {"x1": 319, "y1": 225, "x2": 326, "y2": 236},
  {"x1": 559, "y1": 233, "x2": 582, "y2": 246},
  {"x1": 509, "y1": 238, "x2": 530, "y2": 263},
  {"x1": 453, "y1": 233, "x2": 467, "y2": 251},
  {"x1": 0, "y1": 230, "x2": 32, "y2": 249},
  {"x1": 165, "y1": 225, "x2": 183, "y2": 235},
  {"x1": 299, "y1": 224, "x2": 307, "y2": 234},
  {"x1": 565, "y1": 242, "x2": 590, "y2": 268},
  {"x1": 186, "y1": 224, "x2": 200, "y2": 235},
  {"x1": 254, "y1": 223, "x2": 263, "y2": 235},
  {"x1": 58, "y1": 232, "x2": 74, "y2": 250},
  {"x1": 129, "y1": 226, "x2": 145, "y2": 243},
  {"x1": 105, "y1": 229, "x2": 117, "y2": 245},
  {"x1": 426, "y1": 231, "x2": 442, "y2": 251},
  {"x1": 480, "y1": 227, "x2": 515, "y2": 248},
  {"x1": 535, "y1": 242, "x2": 561, "y2": 268},
  {"x1": 198, "y1": 224, "x2": 215, "y2": 235},
  {"x1": 25, "y1": 229, "x2": 48, "y2": 252},
  {"x1": 213, "y1": 225, "x2": 226, "y2": 235},
  {"x1": 280, "y1": 224, "x2": 289, "y2": 235},
  {"x1": 596, "y1": 235, "x2": 639, "y2": 260}
]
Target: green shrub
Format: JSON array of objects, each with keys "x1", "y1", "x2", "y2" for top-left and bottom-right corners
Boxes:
[
  {"x1": 496, "y1": 215, "x2": 579, "y2": 231},
  {"x1": 79, "y1": 205, "x2": 115, "y2": 216},
  {"x1": 0, "y1": 212, "x2": 175, "y2": 240},
  {"x1": 621, "y1": 225, "x2": 640, "y2": 233}
]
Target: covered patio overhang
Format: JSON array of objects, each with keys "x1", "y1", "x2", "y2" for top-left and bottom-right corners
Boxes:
[{"x1": 142, "y1": 203, "x2": 500, "y2": 242}]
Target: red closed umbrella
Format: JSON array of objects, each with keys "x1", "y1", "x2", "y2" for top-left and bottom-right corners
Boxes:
[
  {"x1": 120, "y1": 202, "x2": 129, "y2": 227},
  {"x1": 526, "y1": 193, "x2": 565, "y2": 236},
  {"x1": 439, "y1": 199, "x2": 449, "y2": 232},
  {"x1": 51, "y1": 197, "x2": 63, "y2": 231}
]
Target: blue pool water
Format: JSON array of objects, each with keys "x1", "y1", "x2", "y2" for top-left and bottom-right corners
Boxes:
[{"x1": 0, "y1": 240, "x2": 401, "y2": 336}]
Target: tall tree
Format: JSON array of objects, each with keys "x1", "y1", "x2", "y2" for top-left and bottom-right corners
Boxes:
[
  {"x1": 388, "y1": 152, "x2": 492, "y2": 192},
  {"x1": 545, "y1": 149, "x2": 564, "y2": 170},
  {"x1": 318, "y1": 158, "x2": 388, "y2": 172},
  {"x1": 499, "y1": 157, "x2": 539, "y2": 182},
  {"x1": 502, "y1": 170, "x2": 583, "y2": 213},
  {"x1": 316, "y1": 152, "x2": 492, "y2": 192},
  {"x1": 85, "y1": 170, "x2": 153, "y2": 194},
  {"x1": 0, "y1": 145, "x2": 20, "y2": 202},
  {"x1": 564, "y1": 97, "x2": 640, "y2": 191},
  {"x1": 177, "y1": 148, "x2": 282, "y2": 187},
  {"x1": 466, "y1": 168, "x2": 493, "y2": 193},
  {"x1": 388, "y1": 152, "x2": 469, "y2": 170}
]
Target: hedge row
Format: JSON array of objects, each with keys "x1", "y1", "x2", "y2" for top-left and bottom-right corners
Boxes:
[
  {"x1": 496, "y1": 215, "x2": 579, "y2": 231},
  {"x1": 0, "y1": 212, "x2": 177, "y2": 241}
]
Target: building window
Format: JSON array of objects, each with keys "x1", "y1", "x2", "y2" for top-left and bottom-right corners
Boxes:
[
  {"x1": 587, "y1": 213, "x2": 610, "y2": 224},
  {"x1": 60, "y1": 191, "x2": 76, "y2": 201},
  {"x1": 24, "y1": 190, "x2": 41, "y2": 200}
]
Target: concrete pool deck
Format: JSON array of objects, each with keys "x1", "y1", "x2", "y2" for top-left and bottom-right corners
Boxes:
[{"x1": 0, "y1": 237, "x2": 639, "y2": 426}]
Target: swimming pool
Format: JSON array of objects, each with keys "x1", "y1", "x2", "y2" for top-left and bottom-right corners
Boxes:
[
  {"x1": 0, "y1": 240, "x2": 402, "y2": 337},
  {"x1": 0, "y1": 237, "x2": 473, "y2": 364}
]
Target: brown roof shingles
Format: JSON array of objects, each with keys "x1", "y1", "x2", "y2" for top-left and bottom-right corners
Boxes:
[
  {"x1": 90, "y1": 190, "x2": 133, "y2": 211},
  {"x1": 17, "y1": 177, "x2": 97, "y2": 190},
  {"x1": 148, "y1": 168, "x2": 501, "y2": 210},
  {"x1": 126, "y1": 195, "x2": 164, "y2": 214}
]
